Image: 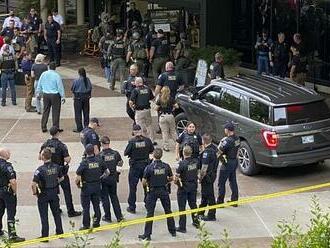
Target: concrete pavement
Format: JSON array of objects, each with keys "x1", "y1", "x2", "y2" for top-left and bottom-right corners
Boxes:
[{"x1": 0, "y1": 57, "x2": 329, "y2": 247}]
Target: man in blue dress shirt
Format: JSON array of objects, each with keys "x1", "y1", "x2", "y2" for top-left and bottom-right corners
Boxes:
[{"x1": 37, "y1": 62, "x2": 65, "y2": 133}]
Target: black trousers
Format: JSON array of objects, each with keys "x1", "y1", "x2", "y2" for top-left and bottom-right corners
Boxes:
[
  {"x1": 0, "y1": 191, "x2": 17, "y2": 237},
  {"x1": 177, "y1": 187, "x2": 198, "y2": 230},
  {"x1": 101, "y1": 180, "x2": 122, "y2": 221},
  {"x1": 128, "y1": 164, "x2": 147, "y2": 211},
  {"x1": 60, "y1": 174, "x2": 75, "y2": 214},
  {"x1": 41, "y1": 93, "x2": 61, "y2": 130},
  {"x1": 126, "y1": 99, "x2": 135, "y2": 122},
  {"x1": 218, "y1": 160, "x2": 239, "y2": 204},
  {"x1": 81, "y1": 184, "x2": 101, "y2": 228},
  {"x1": 144, "y1": 188, "x2": 175, "y2": 237},
  {"x1": 74, "y1": 95, "x2": 90, "y2": 132},
  {"x1": 199, "y1": 182, "x2": 216, "y2": 219},
  {"x1": 37, "y1": 191, "x2": 63, "y2": 237},
  {"x1": 273, "y1": 60, "x2": 288, "y2": 78},
  {"x1": 47, "y1": 39, "x2": 60, "y2": 65}
]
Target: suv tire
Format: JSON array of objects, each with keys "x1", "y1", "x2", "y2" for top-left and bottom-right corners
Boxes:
[
  {"x1": 175, "y1": 113, "x2": 189, "y2": 135},
  {"x1": 238, "y1": 141, "x2": 260, "y2": 176}
]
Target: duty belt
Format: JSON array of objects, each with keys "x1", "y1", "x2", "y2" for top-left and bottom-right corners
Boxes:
[{"x1": 135, "y1": 107, "x2": 150, "y2": 111}]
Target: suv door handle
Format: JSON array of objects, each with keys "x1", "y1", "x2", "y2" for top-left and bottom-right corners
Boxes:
[{"x1": 208, "y1": 111, "x2": 215, "y2": 116}]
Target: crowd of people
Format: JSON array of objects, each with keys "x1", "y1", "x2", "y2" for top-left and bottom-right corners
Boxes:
[
  {"x1": 255, "y1": 30, "x2": 308, "y2": 85},
  {"x1": 0, "y1": 8, "x2": 64, "y2": 108}
]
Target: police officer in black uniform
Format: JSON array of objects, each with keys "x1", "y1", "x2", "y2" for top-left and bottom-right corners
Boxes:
[
  {"x1": 122, "y1": 64, "x2": 139, "y2": 123},
  {"x1": 109, "y1": 30, "x2": 126, "y2": 90},
  {"x1": 149, "y1": 29, "x2": 170, "y2": 84},
  {"x1": 155, "y1": 61, "x2": 184, "y2": 99},
  {"x1": 0, "y1": 148, "x2": 25, "y2": 242},
  {"x1": 209, "y1": 52, "x2": 225, "y2": 80},
  {"x1": 99, "y1": 136, "x2": 124, "y2": 223},
  {"x1": 198, "y1": 133, "x2": 218, "y2": 221},
  {"x1": 39, "y1": 126, "x2": 81, "y2": 217},
  {"x1": 176, "y1": 121, "x2": 203, "y2": 161},
  {"x1": 124, "y1": 124, "x2": 154, "y2": 214},
  {"x1": 76, "y1": 144, "x2": 109, "y2": 230},
  {"x1": 44, "y1": 15, "x2": 61, "y2": 66},
  {"x1": 217, "y1": 122, "x2": 240, "y2": 206},
  {"x1": 32, "y1": 148, "x2": 64, "y2": 239},
  {"x1": 80, "y1": 118, "x2": 101, "y2": 155},
  {"x1": 138, "y1": 148, "x2": 176, "y2": 241},
  {"x1": 272, "y1": 32, "x2": 289, "y2": 78},
  {"x1": 175, "y1": 145, "x2": 199, "y2": 233}
]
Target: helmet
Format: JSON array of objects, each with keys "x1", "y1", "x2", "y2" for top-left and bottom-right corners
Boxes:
[{"x1": 132, "y1": 31, "x2": 140, "y2": 40}]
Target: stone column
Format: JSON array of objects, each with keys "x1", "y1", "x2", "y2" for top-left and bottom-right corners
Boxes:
[
  {"x1": 58, "y1": 0, "x2": 66, "y2": 24},
  {"x1": 77, "y1": 0, "x2": 85, "y2": 25},
  {"x1": 40, "y1": 0, "x2": 48, "y2": 23}
]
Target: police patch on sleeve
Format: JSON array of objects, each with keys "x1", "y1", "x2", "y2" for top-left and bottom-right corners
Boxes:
[
  {"x1": 34, "y1": 170, "x2": 40, "y2": 176},
  {"x1": 202, "y1": 152, "x2": 208, "y2": 159}
]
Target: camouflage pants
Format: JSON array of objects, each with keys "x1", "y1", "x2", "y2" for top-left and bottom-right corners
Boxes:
[{"x1": 110, "y1": 58, "x2": 126, "y2": 89}]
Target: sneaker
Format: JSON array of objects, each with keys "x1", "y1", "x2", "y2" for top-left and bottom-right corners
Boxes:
[
  {"x1": 9, "y1": 235, "x2": 25, "y2": 243},
  {"x1": 170, "y1": 232, "x2": 176, "y2": 237},
  {"x1": 138, "y1": 234, "x2": 151, "y2": 241},
  {"x1": 102, "y1": 216, "x2": 112, "y2": 223},
  {"x1": 175, "y1": 227, "x2": 186, "y2": 233},
  {"x1": 26, "y1": 108, "x2": 37, "y2": 112},
  {"x1": 38, "y1": 236, "x2": 49, "y2": 243},
  {"x1": 68, "y1": 211, "x2": 82, "y2": 217},
  {"x1": 42, "y1": 129, "x2": 48, "y2": 133},
  {"x1": 12, "y1": 102, "x2": 17, "y2": 106},
  {"x1": 117, "y1": 217, "x2": 125, "y2": 222},
  {"x1": 126, "y1": 207, "x2": 136, "y2": 214},
  {"x1": 92, "y1": 223, "x2": 100, "y2": 228},
  {"x1": 227, "y1": 200, "x2": 238, "y2": 207},
  {"x1": 200, "y1": 216, "x2": 216, "y2": 221}
]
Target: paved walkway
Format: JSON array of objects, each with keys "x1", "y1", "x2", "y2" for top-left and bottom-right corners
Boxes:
[{"x1": 0, "y1": 56, "x2": 329, "y2": 247}]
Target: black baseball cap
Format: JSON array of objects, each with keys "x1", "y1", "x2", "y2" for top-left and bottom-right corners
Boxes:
[
  {"x1": 101, "y1": 136, "x2": 110, "y2": 144},
  {"x1": 224, "y1": 121, "x2": 235, "y2": 131},
  {"x1": 90, "y1": 118, "x2": 100, "y2": 126},
  {"x1": 133, "y1": 124, "x2": 142, "y2": 131},
  {"x1": 85, "y1": 144, "x2": 94, "y2": 155},
  {"x1": 49, "y1": 126, "x2": 59, "y2": 136}
]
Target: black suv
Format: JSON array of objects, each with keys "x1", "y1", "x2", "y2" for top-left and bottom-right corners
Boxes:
[{"x1": 174, "y1": 74, "x2": 330, "y2": 176}]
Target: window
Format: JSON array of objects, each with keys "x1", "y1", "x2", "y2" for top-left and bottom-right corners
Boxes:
[
  {"x1": 219, "y1": 90, "x2": 241, "y2": 114},
  {"x1": 200, "y1": 86, "x2": 222, "y2": 106},
  {"x1": 249, "y1": 99, "x2": 269, "y2": 124},
  {"x1": 273, "y1": 100, "x2": 330, "y2": 126}
]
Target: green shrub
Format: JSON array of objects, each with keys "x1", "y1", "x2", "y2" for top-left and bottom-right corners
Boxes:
[
  {"x1": 191, "y1": 46, "x2": 242, "y2": 66},
  {"x1": 272, "y1": 196, "x2": 330, "y2": 248},
  {"x1": 197, "y1": 222, "x2": 232, "y2": 248},
  {"x1": 65, "y1": 221, "x2": 94, "y2": 248}
]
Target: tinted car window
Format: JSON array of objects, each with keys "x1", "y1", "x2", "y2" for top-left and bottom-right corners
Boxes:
[
  {"x1": 219, "y1": 90, "x2": 241, "y2": 114},
  {"x1": 249, "y1": 99, "x2": 269, "y2": 124},
  {"x1": 200, "y1": 86, "x2": 222, "y2": 106},
  {"x1": 273, "y1": 100, "x2": 330, "y2": 125}
]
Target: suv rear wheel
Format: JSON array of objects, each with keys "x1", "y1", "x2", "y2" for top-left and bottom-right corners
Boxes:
[
  {"x1": 175, "y1": 113, "x2": 189, "y2": 135},
  {"x1": 238, "y1": 141, "x2": 260, "y2": 176}
]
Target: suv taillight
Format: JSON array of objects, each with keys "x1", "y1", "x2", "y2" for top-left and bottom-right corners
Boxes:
[{"x1": 261, "y1": 130, "x2": 279, "y2": 150}]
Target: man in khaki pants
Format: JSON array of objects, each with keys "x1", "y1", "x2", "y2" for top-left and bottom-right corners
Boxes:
[{"x1": 129, "y1": 77, "x2": 157, "y2": 145}]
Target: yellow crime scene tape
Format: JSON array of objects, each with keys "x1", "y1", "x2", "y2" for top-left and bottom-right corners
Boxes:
[{"x1": 7, "y1": 181, "x2": 330, "y2": 247}]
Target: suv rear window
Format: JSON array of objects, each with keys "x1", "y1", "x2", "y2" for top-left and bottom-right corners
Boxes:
[
  {"x1": 249, "y1": 99, "x2": 269, "y2": 124},
  {"x1": 273, "y1": 100, "x2": 330, "y2": 125}
]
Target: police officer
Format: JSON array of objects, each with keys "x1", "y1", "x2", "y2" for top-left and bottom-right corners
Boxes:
[
  {"x1": 217, "y1": 122, "x2": 240, "y2": 206},
  {"x1": 99, "y1": 136, "x2": 124, "y2": 223},
  {"x1": 198, "y1": 133, "x2": 218, "y2": 221},
  {"x1": 44, "y1": 15, "x2": 61, "y2": 66},
  {"x1": 0, "y1": 148, "x2": 25, "y2": 242},
  {"x1": 138, "y1": 148, "x2": 176, "y2": 241},
  {"x1": 109, "y1": 30, "x2": 126, "y2": 90},
  {"x1": 175, "y1": 146, "x2": 199, "y2": 233},
  {"x1": 272, "y1": 32, "x2": 289, "y2": 78},
  {"x1": 149, "y1": 29, "x2": 170, "y2": 84},
  {"x1": 39, "y1": 126, "x2": 81, "y2": 217},
  {"x1": 32, "y1": 148, "x2": 64, "y2": 239},
  {"x1": 155, "y1": 61, "x2": 184, "y2": 99},
  {"x1": 0, "y1": 44, "x2": 17, "y2": 107},
  {"x1": 122, "y1": 64, "x2": 139, "y2": 123},
  {"x1": 99, "y1": 32, "x2": 114, "y2": 84},
  {"x1": 124, "y1": 124, "x2": 154, "y2": 214},
  {"x1": 126, "y1": 32, "x2": 148, "y2": 76},
  {"x1": 80, "y1": 118, "x2": 101, "y2": 155},
  {"x1": 209, "y1": 52, "x2": 225, "y2": 80},
  {"x1": 129, "y1": 77, "x2": 156, "y2": 144},
  {"x1": 144, "y1": 23, "x2": 157, "y2": 78},
  {"x1": 174, "y1": 33, "x2": 192, "y2": 70},
  {"x1": 71, "y1": 68, "x2": 93, "y2": 133},
  {"x1": 176, "y1": 121, "x2": 203, "y2": 161},
  {"x1": 76, "y1": 144, "x2": 109, "y2": 230},
  {"x1": 255, "y1": 29, "x2": 273, "y2": 75}
]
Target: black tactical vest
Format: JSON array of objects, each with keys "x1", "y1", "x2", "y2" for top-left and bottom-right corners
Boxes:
[
  {"x1": 148, "y1": 161, "x2": 168, "y2": 188},
  {"x1": 82, "y1": 156, "x2": 103, "y2": 183},
  {"x1": 111, "y1": 39, "x2": 125, "y2": 59},
  {"x1": 135, "y1": 86, "x2": 151, "y2": 109},
  {"x1": 155, "y1": 37, "x2": 169, "y2": 57},
  {"x1": 180, "y1": 158, "x2": 199, "y2": 183},
  {"x1": 1, "y1": 53, "x2": 15, "y2": 70},
  {"x1": 129, "y1": 136, "x2": 151, "y2": 162},
  {"x1": 40, "y1": 162, "x2": 60, "y2": 189},
  {"x1": 43, "y1": 139, "x2": 63, "y2": 166}
]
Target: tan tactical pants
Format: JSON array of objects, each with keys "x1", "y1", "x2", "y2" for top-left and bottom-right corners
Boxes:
[
  {"x1": 159, "y1": 113, "x2": 177, "y2": 150},
  {"x1": 135, "y1": 109, "x2": 155, "y2": 142}
]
